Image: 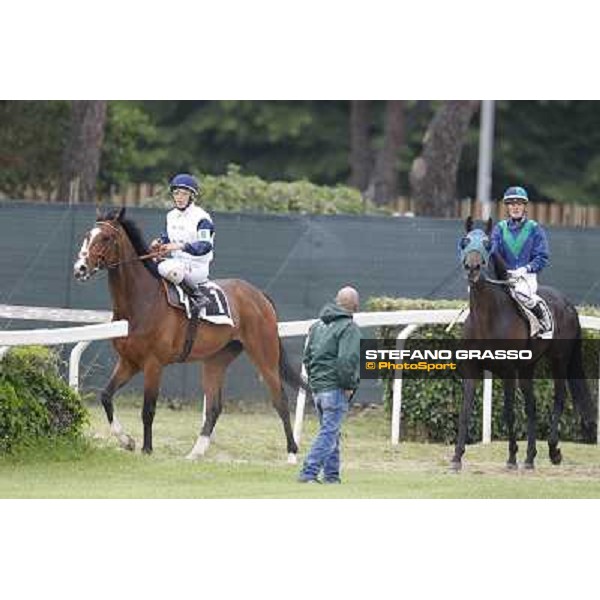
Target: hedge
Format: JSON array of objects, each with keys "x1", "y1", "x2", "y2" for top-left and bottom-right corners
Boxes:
[
  {"x1": 141, "y1": 164, "x2": 385, "y2": 215},
  {"x1": 0, "y1": 346, "x2": 88, "y2": 453},
  {"x1": 365, "y1": 296, "x2": 599, "y2": 444}
]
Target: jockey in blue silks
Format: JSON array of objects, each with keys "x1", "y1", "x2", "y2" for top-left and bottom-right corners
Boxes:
[
  {"x1": 151, "y1": 173, "x2": 214, "y2": 312},
  {"x1": 491, "y1": 185, "x2": 552, "y2": 337}
]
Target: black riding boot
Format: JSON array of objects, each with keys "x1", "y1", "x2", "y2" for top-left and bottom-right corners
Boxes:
[
  {"x1": 531, "y1": 301, "x2": 552, "y2": 336},
  {"x1": 180, "y1": 281, "x2": 211, "y2": 314}
]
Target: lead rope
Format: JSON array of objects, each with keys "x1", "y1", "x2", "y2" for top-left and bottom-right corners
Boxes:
[{"x1": 444, "y1": 304, "x2": 469, "y2": 333}]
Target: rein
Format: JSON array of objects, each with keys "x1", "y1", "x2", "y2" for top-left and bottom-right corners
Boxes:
[
  {"x1": 482, "y1": 274, "x2": 514, "y2": 286},
  {"x1": 105, "y1": 252, "x2": 160, "y2": 270}
]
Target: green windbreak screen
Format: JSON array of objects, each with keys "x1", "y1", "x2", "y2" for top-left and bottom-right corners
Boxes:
[{"x1": 2, "y1": 201, "x2": 599, "y2": 403}]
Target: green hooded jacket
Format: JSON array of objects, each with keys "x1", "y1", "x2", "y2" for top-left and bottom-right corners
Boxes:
[{"x1": 303, "y1": 302, "x2": 361, "y2": 394}]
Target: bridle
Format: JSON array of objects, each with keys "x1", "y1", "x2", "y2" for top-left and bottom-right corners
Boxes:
[
  {"x1": 460, "y1": 229, "x2": 515, "y2": 287},
  {"x1": 90, "y1": 221, "x2": 158, "y2": 270}
]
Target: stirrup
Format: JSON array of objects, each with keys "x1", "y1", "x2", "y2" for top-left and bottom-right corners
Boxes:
[
  {"x1": 193, "y1": 293, "x2": 211, "y2": 309},
  {"x1": 180, "y1": 282, "x2": 209, "y2": 313}
]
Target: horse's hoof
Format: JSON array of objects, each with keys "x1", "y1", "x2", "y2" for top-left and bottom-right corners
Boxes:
[
  {"x1": 186, "y1": 435, "x2": 210, "y2": 460},
  {"x1": 506, "y1": 461, "x2": 518, "y2": 470},
  {"x1": 523, "y1": 462, "x2": 535, "y2": 470},
  {"x1": 142, "y1": 447, "x2": 153, "y2": 455},
  {"x1": 287, "y1": 453, "x2": 298, "y2": 465},
  {"x1": 550, "y1": 449, "x2": 563, "y2": 465},
  {"x1": 450, "y1": 460, "x2": 462, "y2": 472},
  {"x1": 120, "y1": 435, "x2": 135, "y2": 452}
]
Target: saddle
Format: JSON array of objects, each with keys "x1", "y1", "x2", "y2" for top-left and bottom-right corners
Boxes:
[{"x1": 162, "y1": 280, "x2": 234, "y2": 327}]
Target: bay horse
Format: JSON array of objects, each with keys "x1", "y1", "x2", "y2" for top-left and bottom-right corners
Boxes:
[
  {"x1": 73, "y1": 207, "x2": 305, "y2": 463},
  {"x1": 451, "y1": 216, "x2": 596, "y2": 471}
]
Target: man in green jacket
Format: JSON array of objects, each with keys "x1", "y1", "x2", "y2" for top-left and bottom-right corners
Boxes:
[{"x1": 298, "y1": 286, "x2": 361, "y2": 484}]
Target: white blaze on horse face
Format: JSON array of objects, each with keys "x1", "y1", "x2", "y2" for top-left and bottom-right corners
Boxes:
[{"x1": 74, "y1": 227, "x2": 102, "y2": 274}]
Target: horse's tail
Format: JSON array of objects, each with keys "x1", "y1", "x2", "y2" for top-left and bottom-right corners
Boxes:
[
  {"x1": 278, "y1": 338, "x2": 310, "y2": 393},
  {"x1": 566, "y1": 332, "x2": 597, "y2": 443},
  {"x1": 262, "y1": 291, "x2": 310, "y2": 393}
]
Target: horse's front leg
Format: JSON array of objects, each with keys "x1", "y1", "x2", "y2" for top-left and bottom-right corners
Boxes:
[
  {"x1": 141, "y1": 360, "x2": 163, "y2": 455},
  {"x1": 503, "y1": 377, "x2": 518, "y2": 468},
  {"x1": 451, "y1": 377, "x2": 478, "y2": 471},
  {"x1": 101, "y1": 358, "x2": 139, "y2": 451},
  {"x1": 521, "y1": 378, "x2": 537, "y2": 469}
]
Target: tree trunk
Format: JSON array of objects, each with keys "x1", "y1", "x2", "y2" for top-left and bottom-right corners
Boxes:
[
  {"x1": 348, "y1": 101, "x2": 372, "y2": 191},
  {"x1": 58, "y1": 101, "x2": 107, "y2": 203},
  {"x1": 409, "y1": 100, "x2": 479, "y2": 217},
  {"x1": 370, "y1": 100, "x2": 405, "y2": 205}
]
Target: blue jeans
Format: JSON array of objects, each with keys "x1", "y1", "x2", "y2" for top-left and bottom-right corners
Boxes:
[{"x1": 299, "y1": 389, "x2": 348, "y2": 482}]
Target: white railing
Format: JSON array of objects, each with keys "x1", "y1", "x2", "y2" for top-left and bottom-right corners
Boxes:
[
  {"x1": 2, "y1": 304, "x2": 600, "y2": 446},
  {"x1": 0, "y1": 304, "x2": 127, "y2": 389},
  {"x1": 0, "y1": 321, "x2": 128, "y2": 346}
]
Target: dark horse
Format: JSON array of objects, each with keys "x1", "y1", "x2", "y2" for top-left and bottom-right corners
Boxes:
[
  {"x1": 451, "y1": 216, "x2": 596, "y2": 471},
  {"x1": 73, "y1": 207, "x2": 304, "y2": 463}
]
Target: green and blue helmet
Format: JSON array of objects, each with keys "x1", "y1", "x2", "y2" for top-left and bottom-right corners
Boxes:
[{"x1": 502, "y1": 186, "x2": 529, "y2": 203}]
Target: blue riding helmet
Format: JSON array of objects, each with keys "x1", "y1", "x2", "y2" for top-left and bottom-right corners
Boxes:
[
  {"x1": 502, "y1": 186, "x2": 529, "y2": 203},
  {"x1": 169, "y1": 173, "x2": 200, "y2": 196}
]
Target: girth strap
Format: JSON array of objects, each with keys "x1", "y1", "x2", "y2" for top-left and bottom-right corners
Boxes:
[{"x1": 175, "y1": 307, "x2": 200, "y2": 363}]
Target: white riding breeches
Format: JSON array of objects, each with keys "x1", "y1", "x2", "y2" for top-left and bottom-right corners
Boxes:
[
  {"x1": 158, "y1": 258, "x2": 209, "y2": 286},
  {"x1": 513, "y1": 272, "x2": 539, "y2": 308}
]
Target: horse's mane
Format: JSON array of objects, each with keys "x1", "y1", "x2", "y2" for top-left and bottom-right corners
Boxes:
[
  {"x1": 489, "y1": 252, "x2": 509, "y2": 281},
  {"x1": 98, "y1": 208, "x2": 160, "y2": 279}
]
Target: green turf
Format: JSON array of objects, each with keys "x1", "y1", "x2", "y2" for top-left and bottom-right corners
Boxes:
[{"x1": 2, "y1": 402, "x2": 600, "y2": 498}]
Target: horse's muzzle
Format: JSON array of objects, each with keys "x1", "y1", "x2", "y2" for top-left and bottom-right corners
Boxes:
[
  {"x1": 463, "y1": 252, "x2": 484, "y2": 283},
  {"x1": 466, "y1": 265, "x2": 482, "y2": 284},
  {"x1": 74, "y1": 260, "x2": 91, "y2": 281}
]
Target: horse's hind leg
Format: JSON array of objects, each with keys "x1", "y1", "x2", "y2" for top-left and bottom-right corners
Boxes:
[
  {"x1": 521, "y1": 378, "x2": 537, "y2": 469},
  {"x1": 101, "y1": 357, "x2": 139, "y2": 451},
  {"x1": 244, "y1": 337, "x2": 298, "y2": 463},
  {"x1": 186, "y1": 344, "x2": 242, "y2": 460},
  {"x1": 267, "y1": 377, "x2": 299, "y2": 464},
  {"x1": 141, "y1": 360, "x2": 163, "y2": 455},
  {"x1": 548, "y1": 377, "x2": 566, "y2": 465},
  {"x1": 503, "y1": 378, "x2": 518, "y2": 468}
]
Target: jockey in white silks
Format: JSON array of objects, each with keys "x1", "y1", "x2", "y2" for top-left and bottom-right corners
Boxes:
[
  {"x1": 150, "y1": 173, "x2": 214, "y2": 313},
  {"x1": 491, "y1": 185, "x2": 552, "y2": 338}
]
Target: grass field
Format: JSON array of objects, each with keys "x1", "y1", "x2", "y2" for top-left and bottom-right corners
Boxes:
[{"x1": 2, "y1": 401, "x2": 600, "y2": 498}]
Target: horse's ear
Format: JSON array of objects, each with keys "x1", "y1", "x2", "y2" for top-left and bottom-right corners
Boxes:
[
  {"x1": 115, "y1": 207, "x2": 126, "y2": 222},
  {"x1": 465, "y1": 216, "x2": 473, "y2": 233},
  {"x1": 485, "y1": 217, "x2": 493, "y2": 236},
  {"x1": 96, "y1": 207, "x2": 102, "y2": 220}
]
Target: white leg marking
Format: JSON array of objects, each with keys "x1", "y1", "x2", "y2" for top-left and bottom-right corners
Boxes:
[
  {"x1": 111, "y1": 416, "x2": 134, "y2": 449},
  {"x1": 185, "y1": 435, "x2": 211, "y2": 460},
  {"x1": 287, "y1": 453, "x2": 298, "y2": 465}
]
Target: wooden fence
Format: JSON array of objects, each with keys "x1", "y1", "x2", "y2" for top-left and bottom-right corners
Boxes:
[
  {"x1": 394, "y1": 197, "x2": 600, "y2": 228},
  {"x1": 0, "y1": 182, "x2": 163, "y2": 205},
  {"x1": 5, "y1": 183, "x2": 600, "y2": 228}
]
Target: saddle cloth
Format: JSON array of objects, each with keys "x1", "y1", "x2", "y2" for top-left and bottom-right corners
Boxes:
[
  {"x1": 507, "y1": 288, "x2": 554, "y2": 340},
  {"x1": 163, "y1": 280, "x2": 234, "y2": 326}
]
